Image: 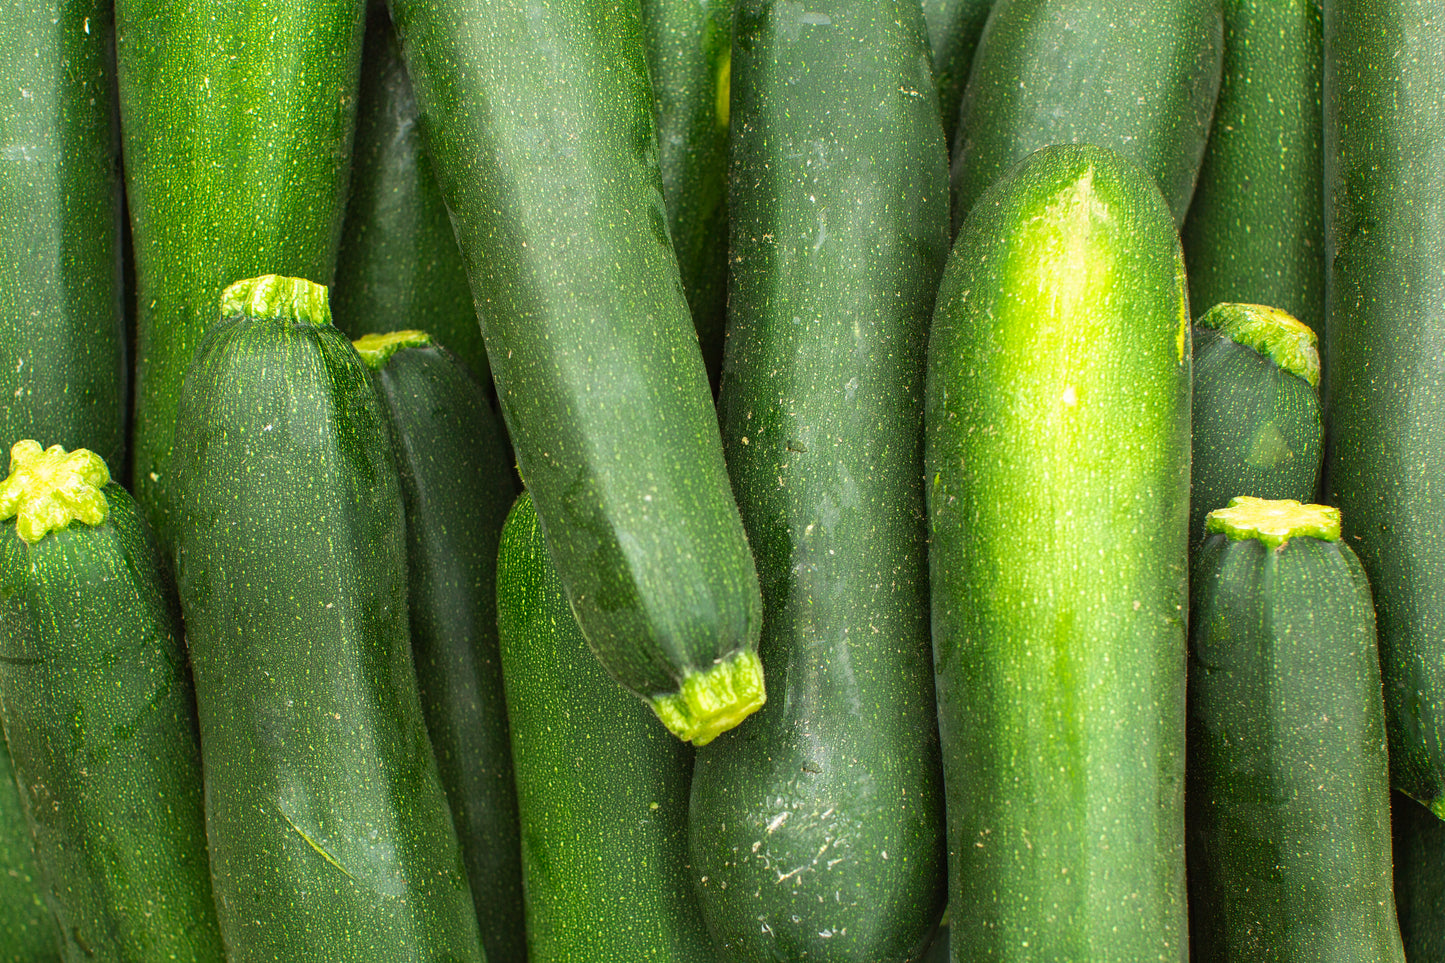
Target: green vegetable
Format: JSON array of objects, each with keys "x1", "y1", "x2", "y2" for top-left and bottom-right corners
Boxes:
[
  {"x1": 921, "y1": 0, "x2": 994, "y2": 148},
  {"x1": 0, "y1": 736, "x2": 62, "y2": 962},
  {"x1": 1393, "y1": 791, "x2": 1445, "y2": 961}
]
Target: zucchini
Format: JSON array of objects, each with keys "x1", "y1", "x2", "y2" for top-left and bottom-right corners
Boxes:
[
  {"x1": 115, "y1": 0, "x2": 366, "y2": 543},
  {"x1": 1, "y1": 739, "x2": 62, "y2": 961},
  {"x1": 0, "y1": 0, "x2": 126, "y2": 470},
  {"x1": 949, "y1": 0, "x2": 1223, "y2": 231},
  {"x1": 170, "y1": 277, "x2": 483, "y2": 962},
  {"x1": 689, "y1": 1, "x2": 948, "y2": 958},
  {"x1": 926, "y1": 143, "x2": 1191, "y2": 961},
  {"x1": 1187, "y1": 497, "x2": 1403, "y2": 962},
  {"x1": 495, "y1": 492, "x2": 713, "y2": 963},
  {"x1": 1190, "y1": 303, "x2": 1322, "y2": 545},
  {"x1": 922, "y1": 0, "x2": 994, "y2": 148},
  {"x1": 1394, "y1": 791, "x2": 1445, "y2": 961},
  {"x1": 332, "y1": 5, "x2": 490, "y2": 387},
  {"x1": 353, "y1": 329, "x2": 523, "y2": 963},
  {"x1": 0, "y1": 442, "x2": 224, "y2": 961},
  {"x1": 1180, "y1": 0, "x2": 1324, "y2": 333},
  {"x1": 1321, "y1": 0, "x2": 1445, "y2": 811},
  {"x1": 388, "y1": 0, "x2": 764, "y2": 743}
]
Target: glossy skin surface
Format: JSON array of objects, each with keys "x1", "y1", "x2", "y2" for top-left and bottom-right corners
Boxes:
[
  {"x1": 171, "y1": 310, "x2": 482, "y2": 962},
  {"x1": 0, "y1": 0, "x2": 125, "y2": 469},
  {"x1": 0, "y1": 486, "x2": 224, "y2": 962},
  {"x1": 689, "y1": 1, "x2": 949, "y2": 959},
  {"x1": 927, "y1": 144, "x2": 1191, "y2": 962},
  {"x1": 495, "y1": 493, "x2": 713, "y2": 963}
]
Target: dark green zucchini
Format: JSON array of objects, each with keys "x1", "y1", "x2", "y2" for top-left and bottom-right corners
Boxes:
[
  {"x1": 0, "y1": 442, "x2": 224, "y2": 962},
  {"x1": 1393, "y1": 791, "x2": 1445, "y2": 961},
  {"x1": 1322, "y1": 0, "x2": 1445, "y2": 811},
  {"x1": 926, "y1": 144, "x2": 1191, "y2": 961},
  {"x1": 170, "y1": 277, "x2": 482, "y2": 962},
  {"x1": 353, "y1": 329, "x2": 522, "y2": 963},
  {"x1": 0, "y1": 0, "x2": 126, "y2": 470},
  {"x1": 332, "y1": 5, "x2": 490, "y2": 386},
  {"x1": 1188, "y1": 496, "x2": 1403, "y2": 962},
  {"x1": 949, "y1": 0, "x2": 1223, "y2": 231},
  {"x1": 1181, "y1": 0, "x2": 1324, "y2": 333},
  {"x1": 388, "y1": 0, "x2": 764, "y2": 744},
  {"x1": 1, "y1": 736, "x2": 62, "y2": 962},
  {"x1": 1190, "y1": 302, "x2": 1322, "y2": 545},
  {"x1": 689, "y1": 1, "x2": 948, "y2": 958},
  {"x1": 115, "y1": 0, "x2": 366, "y2": 543},
  {"x1": 495, "y1": 492, "x2": 713, "y2": 963},
  {"x1": 922, "y1": 0, "x2": 994, "y2": 148}
]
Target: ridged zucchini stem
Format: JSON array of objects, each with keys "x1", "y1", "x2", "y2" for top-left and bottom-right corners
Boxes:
[
  {"x1": 220, "y1": 274, "x2": 334, "y2": 326},
  {"x1": 0, "y1": 441, "x2": 110, "y2": 544},
  {"x1": 1197, "y1": 302, "x2": 1320, "y2": 387},
  {"x1": 648, "y1": 649, "x2": 765, "y2": 745},
  {"x1": 1205, "y1": 495, "x2": 1340, "y2": 548},
  {"x1": 353, "y1": 330, "x2": 433, "y2": 368}
]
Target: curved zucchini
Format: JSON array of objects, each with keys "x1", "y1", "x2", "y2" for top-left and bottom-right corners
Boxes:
[
  {"x1": 1187, "y1": 497, "x2": 1403, "y2": 961},
  {"x1": 388, "y1": 0, "x2": 764, "y2": 744},
  {"x1": 496, "y1": 492, "x2": 713, "y2": 963},
  {"x1": 170, "y1": 277, "x2": 482, "y2": 962},
  {"x1": 0, "y1": 442, "x2": 224, "y2": 961},
  {"x1": 689, "y1": 1, "x2": 949, "y2": 958},
  {"x1": 926, "y1": 143, "x2": 1191, "y2": 961}
]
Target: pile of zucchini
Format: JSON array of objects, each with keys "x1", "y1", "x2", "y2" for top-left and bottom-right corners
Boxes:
[{"x1": 1, "y1": 0, "x2": 1442, "y2": 960}]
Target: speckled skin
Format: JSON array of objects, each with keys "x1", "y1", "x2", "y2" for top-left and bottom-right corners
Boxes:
[
  {"x1": 0, "y1": 735, "x2": 59, "y2": 961},
  {"x1": 926, "y1": 145, "x2": 1191, "y2": 962},
  {"x1": 1188, "y1": 529, "x2": 1403, "y2": 961},
  {"x1": 0, "y1": 0, "x2": 126, "y2": 470},
  {"x1": 114, "y1": 0, "x2": 366, "y2": 544},
  {"x1": 495, "y1": 493, "x2": 713, "y2": 963},
  {"x1": 687, "y1": 1, "x2": 949, "y2": 960},
  {"x1": 921, "y1": 0, "x2": 995, "y2": 149},
  {"x1": 170, "y1": 310, "x2": 483, "y2": 962},
  {"x1": 949, "y1": 0, "x2": 1222, "y2": 231},
  {"x1": 1322, "y1": 0, "x2": 1445, "y2": 815},
  {"x1": 386, "y1": 0, "x2": 762, "y2": 714},
  {"x1": 0, "y1": 485, "x2": 224, "y2": 962}
]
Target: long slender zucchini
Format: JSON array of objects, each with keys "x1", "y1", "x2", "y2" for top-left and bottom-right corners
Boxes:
[
  {"x1": 1187, "y1": 497, "x2": 1403, "y2": 961},
  {"x1": 1322, "y1": 0, "x2": 1445, "y2": 812},
  {"x1": 388, "y1": 0, "x2": 764, "y2": 744},
  {"x1": 170, "y1": 276, "x2": 483, "y2": 962},
  {"x1": 1, "y1": 740, "x2": 62, "y2": 961},
  {"x1": 0, "y1": 442, "x2": 224, "y2": 962},
  {"x1": 927, "y1": 143, "x2": 1191, "y2": 961},
  {"x1": 354, "y1": 329, "x2": 523, "y2": 963},
  {"x1": 0, "y1": 0, "x2": 126, "y2": 470},
  {"x1": 689, "y1": 1, "x2": 949, "y2": 958}
]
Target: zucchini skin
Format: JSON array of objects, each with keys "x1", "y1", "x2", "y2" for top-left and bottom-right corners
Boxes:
[
  {"x1": 1181, "y1": 0, "x2": 1324, "y2": 332},
  {"x1": 1393, "y1": 791, "x2": 1445, "y2": 962},
  {"x1": 949, "y1": 0, "x2": 1223, "y2": 231},
  {"x1": 1187, "y1": 526, "x2": 1403, "y2": 961},
  {"x1": 926, "y1": 144, "x2": 1191, "y2": 962},
  {"x1": 921, "y1": 0, "x2": 994, "y2": 149},
  {"x1": 0, "y1": 482, "x2": 224, "y2": 962},
  {"x1": 495, "y1": 492, "x2": 713, "y2": 963},
  {"x1": 1, "y1": 730, "x2": 63, "y2": 962},
  {"x1": 362, "y1": 334, "x2": 523, "y2": 963},
  {"x1": 170, "y1": 291, "x2": 482, "y2": 961},
  {"x1": 689, "y1": 1, "x2": 948, "y2": 958},
  {"x1": 332, "y1": 6, "x2": 490, "y2": 387},
  {"x1": 386, "y1": 0, "x2": 763, "y2": 739},
  {"x1": 0, "y1": 0, "x2": 126, "y2": 469},
  {"x1": 1322, "y1": 0, "x2": 1445, "y2": 809},
  {"x1": 114, "y1": 0, "x2": 366, "y2": 542}
]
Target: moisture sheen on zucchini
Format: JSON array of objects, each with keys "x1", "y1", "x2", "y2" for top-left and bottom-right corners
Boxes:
[
  {"x1": 388, "y1": 0, "x2": 764, "y2": 744},
  {"x1": 170, "y1": 276, "x2": 483, "y2": 962},
  {"x1": 0, "y1": 442, "x2": 225, "y2": 962},
  {"x1": 927, "y1": 144, "x2": 1192, "y2": 962}
]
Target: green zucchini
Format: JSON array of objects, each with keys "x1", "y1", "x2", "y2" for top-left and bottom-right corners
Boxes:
[
  {"x1": 1190, "y1": 303, "x2": 1322, "y2": 545},
  {"x1": 1322, "y1": 0, "x2": 1445, "y2": 811},
  {"x1": 1, "y1": 739, "x2": 62, "y2": 961},
  {"x1": 689, "y1": 1, "x2": 948, "y2": 958},
  {"x1": 1393, "y1": 791, "x2": 1445, "y2": 961},
  {"x1": 0, "y1": 442, "x2": 224, "y2": 962},
  {"x1": 922, "y1": 0, "x2": 994, "y2": 149},
  {"x1": 495, "y1": 492, "x2": 713, "y2": 963},
  {"x1": 0, "y1": 0, "x2": 126, "y2": 470},
  {"x1": 332, "y1": 5, "x2": 490, "y2": 387},
  {"x1": 170, "y1": 277, "x2": 482, "y2": 962},
  {"x1": 1181, "y1": 0, "x2": 1324, "y2": 333},
  {"x1": 353, "y1": 329, "x2": 522, "y2": 963},
  {"x1": 926, "y1": 143, "x2": 1191, "y2": 961},
  {"x1": 115, "y1": 0, "x2": 366, "y2": 543},
  {"x1": 388, "y1": 0, "x2": 764, "y2": 744},
  {"x1": 1187, "y1": 497, "x2": 1403, "y2": 962},
  {"x1": 949, "y1": 0, "x2": 1223, "y2": 231}
]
